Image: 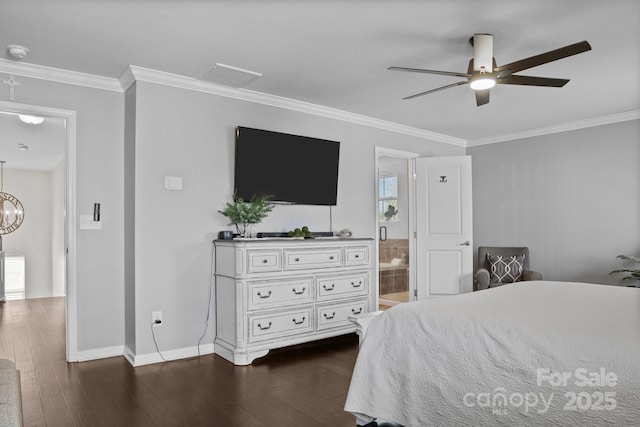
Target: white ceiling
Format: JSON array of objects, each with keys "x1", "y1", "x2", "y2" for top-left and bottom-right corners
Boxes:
[
  {"x1": 0, "y1": 111, "x2": 65, "y2": 171},
  {"x1": 0, "y1": 0, "x2": 639, "y2": 153}
]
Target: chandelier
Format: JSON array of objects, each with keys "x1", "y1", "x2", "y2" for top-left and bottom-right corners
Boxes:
[{"x1": 0, "y1": 160, "x2": 25, "y2": 235}]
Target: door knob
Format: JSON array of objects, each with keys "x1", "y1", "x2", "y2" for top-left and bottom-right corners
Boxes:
[{"x1": 458, "y1": 241, "x2": 471, "y2": 246}]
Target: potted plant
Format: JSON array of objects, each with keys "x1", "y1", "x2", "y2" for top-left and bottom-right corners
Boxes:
[
  {"x1": 610, "y1": 254, "x2": 640, "y2": 286},
  {"x1": 218, "y1": 193, "x2": 274, "y2": 238}
]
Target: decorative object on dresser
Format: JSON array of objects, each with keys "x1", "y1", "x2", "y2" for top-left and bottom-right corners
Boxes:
[
  {"x1": 337, "y1": 229, "x2": 352, "y2": 238},
  {"x1": 218, "y1": 193, "x2": 274, "y2": 238},
  {"x1": 214, "y1": 238, "x2": 374, "y2": 365},
  {"x1": 287, "y1": 225, "x2": 313, "y2": 238}
]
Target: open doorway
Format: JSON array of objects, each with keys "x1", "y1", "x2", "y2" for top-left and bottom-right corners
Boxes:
[
  {"x1": 375, "y1": 148, "x2": 417, "y2": 309},
  {"x1": 0, "y1": 100, "x2": 77, "y2": 361}
]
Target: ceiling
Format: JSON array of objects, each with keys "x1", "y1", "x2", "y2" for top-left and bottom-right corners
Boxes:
[
  {"x1": 0, "y1": 0, "x2": 639, "y2": 156},
  {"x1": 0, "y1": 111, "x2": 65, "y2": 171}
]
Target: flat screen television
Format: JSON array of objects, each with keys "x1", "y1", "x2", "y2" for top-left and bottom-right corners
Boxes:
[{"x1": 234, "y1": 126, "x2": 340, "y2": 205}]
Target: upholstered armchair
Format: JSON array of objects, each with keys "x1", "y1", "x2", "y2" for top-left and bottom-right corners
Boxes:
[{"x1": 475, "y1": 246, "x2": 543, "y2": 291}]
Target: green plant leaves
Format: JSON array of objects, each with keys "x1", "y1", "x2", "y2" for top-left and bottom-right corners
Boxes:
[
  {"x1": 610, "y1": 254, "x2": 640, "y2": 281},
  {"x1": 218, "y1": 193, "x2": 274, "y2": 225}
]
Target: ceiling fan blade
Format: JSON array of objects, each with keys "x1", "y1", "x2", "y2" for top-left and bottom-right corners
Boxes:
[
  {"x1": 402, "y1": 81, "x2": 468, "y2": 100},
  {"x1": 494, "y1": 41, "x2": 591, "y2": 75},
  {"x1": 388, "y1": 66, "x2": 471, "y2": 79},
  {"x1": 499, "y1": 75, "x2": 570, "y2": 87},
  {"x1": 475, "y1": 89, "x2": 490, "y2": 106}
]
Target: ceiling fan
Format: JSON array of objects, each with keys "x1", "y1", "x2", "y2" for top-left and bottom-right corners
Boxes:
[{"x1": 389, "y1": 34, "x2": 591, "y2": 106}]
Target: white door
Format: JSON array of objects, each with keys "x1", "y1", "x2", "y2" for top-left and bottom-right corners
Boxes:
[{"x1": 416, "y1": 156, "x2": 473, "y2": 298}]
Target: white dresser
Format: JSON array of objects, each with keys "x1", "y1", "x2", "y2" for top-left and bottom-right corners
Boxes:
[{"x1": 214, "y1": 237, "x2": 375, "y2": 365}]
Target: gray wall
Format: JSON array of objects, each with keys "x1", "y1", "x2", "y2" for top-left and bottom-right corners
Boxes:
[
  {"x1": 129, "y1": 80, "x2": 463, "y2": 356},
  {"x1": 4, "y1": 67, "x2": 638, "y2": 359},
  {"x1": 1, "y1": 169, "x2": 53, "y2": 298},
  {"x1": 468, "y1": 119, "x2": 640, "y2": 285},
  {"x1": 51, "y1": 160, "x2": 66, "y2": 296},
  {"x1": 0, "y1": 73, "x2": 125, "y2": 354},
  {"x1": 124, "y1": 83, "x2": 137, "y2": 356}
]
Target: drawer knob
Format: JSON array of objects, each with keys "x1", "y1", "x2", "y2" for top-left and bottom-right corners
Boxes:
[
  {"x1": 257, "y1": 290, "x2": 272, "y2": 299},
  {"x1": 257, "y1": 322, "x2": 272, "y2": 331},
  {"x1": 323, "y1": 284, "x2": 335, "y2": 291},
  {"x1": 292, "y1": 316, "x2": 306, "y2": 325},
  {"x1": 351, "y1": 281, "x2": 362, "y2": 288},
  {"x1": 262, "y1": 259, "x2": 268, "y2": 264},
  {"x1": 351, "y1": 307, "x2": 363, "y2": 315},
  {"x1": 329, "y1": 256, "x2": 334, "y2": 260},
  {"x1": 323, "y1": 312, "x2": 336, "y2": 320},
  {"x1": 295, "y1": 257, "x2": 300, "y2": 262},
  {"x1": 292, "y1": 287, "x2": 306, "y2": 295},
  {"x1": 355, "y1": 254, "x2": 360, "y2": 258}
]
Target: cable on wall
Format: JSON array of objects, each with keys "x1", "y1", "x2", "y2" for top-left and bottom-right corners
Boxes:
[
  {"x1": 329, "y1": 205, "x2": 333, "y2": 234},
  {"x1": 151, "y1": 322, "x2": 166, "y2": 361},
  {"x1": 197, "y1": 241, "x2": 216, "y2": 355}
]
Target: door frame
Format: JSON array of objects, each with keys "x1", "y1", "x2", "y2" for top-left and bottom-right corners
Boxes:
[
  {"x1": 0, "y1": 100, "x2": 77, "y2": 361},
  {"x1": 374, "y1": 147, "x2": 418, "y2": 308}
]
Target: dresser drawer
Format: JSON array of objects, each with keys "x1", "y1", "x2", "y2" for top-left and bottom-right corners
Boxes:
[
  {"x1": 284, "y1": 247, "x2": 342, "y2": 270},
  {"x1": 344, "y1": 245, "x2": 370, "y2": 266},
  {"x1": 317, "y1": 272, "x2": 368, "y2": 300},
  {"x1": 317, "y1": 300, "x2": 367, "y2": 331},
  {"x1": 246, "y1": 250, "x2": 282, "y2": 274},
  {"x1": 248, "y1": 308, "x2": 313, "y2": 343},
  {"x1": 247, "y1": 277, "x2": 313, "y2": 310}
]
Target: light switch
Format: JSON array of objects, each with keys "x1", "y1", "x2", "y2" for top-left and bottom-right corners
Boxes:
[
  {"x1": 164, "y1": 176, "x2": 183, "y2": 191},
  {"x1": 80, "y1": 215, "x2": 101, "y2": 230}
]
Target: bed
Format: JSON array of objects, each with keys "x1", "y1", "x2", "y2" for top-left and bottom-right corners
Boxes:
[{"x1": 344, "y1": 281, "x2": 640, "y2": 426}]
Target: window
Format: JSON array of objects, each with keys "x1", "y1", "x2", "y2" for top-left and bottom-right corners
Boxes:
[
  {"x1": 4, "y1": 254, "x2": 25, "y2": 300},
  {"x1": 379, "y1": 175, "x2": 399, "y2": 222}
]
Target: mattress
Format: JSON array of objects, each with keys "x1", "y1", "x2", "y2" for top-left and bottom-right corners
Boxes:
[{"x1": 344, "y1": 281, "x2": 640, "y2": 426}]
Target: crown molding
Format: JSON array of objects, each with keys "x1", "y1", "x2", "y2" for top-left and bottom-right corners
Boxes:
[
  {"x1": 0, "y1": 58, "x2": 122, "y2": 92},
  {"x1": 1, "y1": 60, "x2": 635, "y2": 148},
  {"x1": 467, "y1": 110, "x2": 640, "y2": 147},
  {"x1": 124, "y1": 65, "x2": 467, "y2": 147},
  {"x1": 119, "y1": 66, "x2": 136, "y2": 92}
]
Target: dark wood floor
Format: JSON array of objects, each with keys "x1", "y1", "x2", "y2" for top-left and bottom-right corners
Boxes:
[{"x1": 0, "y1": 297, "x2": 364, "y2": 427}]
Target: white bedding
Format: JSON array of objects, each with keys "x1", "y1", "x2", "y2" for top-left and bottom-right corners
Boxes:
[{"x1": 344, "y1": 281, "x2": 640, "y2": 426}]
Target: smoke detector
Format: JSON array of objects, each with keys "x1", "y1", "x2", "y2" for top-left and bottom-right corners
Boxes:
[{"x1": 7, "y1": 44, "x2": 30, "y2": 59}]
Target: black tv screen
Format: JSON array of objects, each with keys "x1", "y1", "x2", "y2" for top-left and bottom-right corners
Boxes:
[{"x1": 234, "y1": 126, "x2": 340, "y2": 205}]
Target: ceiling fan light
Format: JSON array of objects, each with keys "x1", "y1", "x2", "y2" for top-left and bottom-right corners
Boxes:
[
  {"x1": 18, "y1": 114, "x2": 45, "y2": 125},
  {"x1": 470, "y1": 75, "x2": 496, "y2": 90}
]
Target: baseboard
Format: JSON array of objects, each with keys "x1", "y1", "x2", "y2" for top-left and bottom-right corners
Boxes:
[
  {"x1": 77, "y1": 343, "x2": 216, "y2": 366},
  {"x1": 123, "y1": 345, "x2": 135, "y2": 366},
  {"x1": 125, "y1": 343, "x2": 215, "y2": 367},
  {"x1": 76, "y1": 345, "x2": 125, "y2": 362}
]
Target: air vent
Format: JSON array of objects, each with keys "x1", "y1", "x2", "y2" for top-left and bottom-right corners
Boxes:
[{"x1": 199, "y1": 63, "x2": 262, "y2": 88}]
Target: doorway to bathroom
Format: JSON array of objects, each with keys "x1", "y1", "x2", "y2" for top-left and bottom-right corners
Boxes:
[{"x1": 376, "y1": 148, "x2": 417, "y2": 308}]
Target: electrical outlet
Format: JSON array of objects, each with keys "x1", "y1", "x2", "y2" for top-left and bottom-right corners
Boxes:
[{"x1": 152, "y1": 311, "x2": 163, "y2": 325}]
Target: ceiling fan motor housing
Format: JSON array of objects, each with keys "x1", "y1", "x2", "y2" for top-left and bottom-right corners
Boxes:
[{"x1": 473, "y1": 34, "x2": 494, "y2": 72}]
